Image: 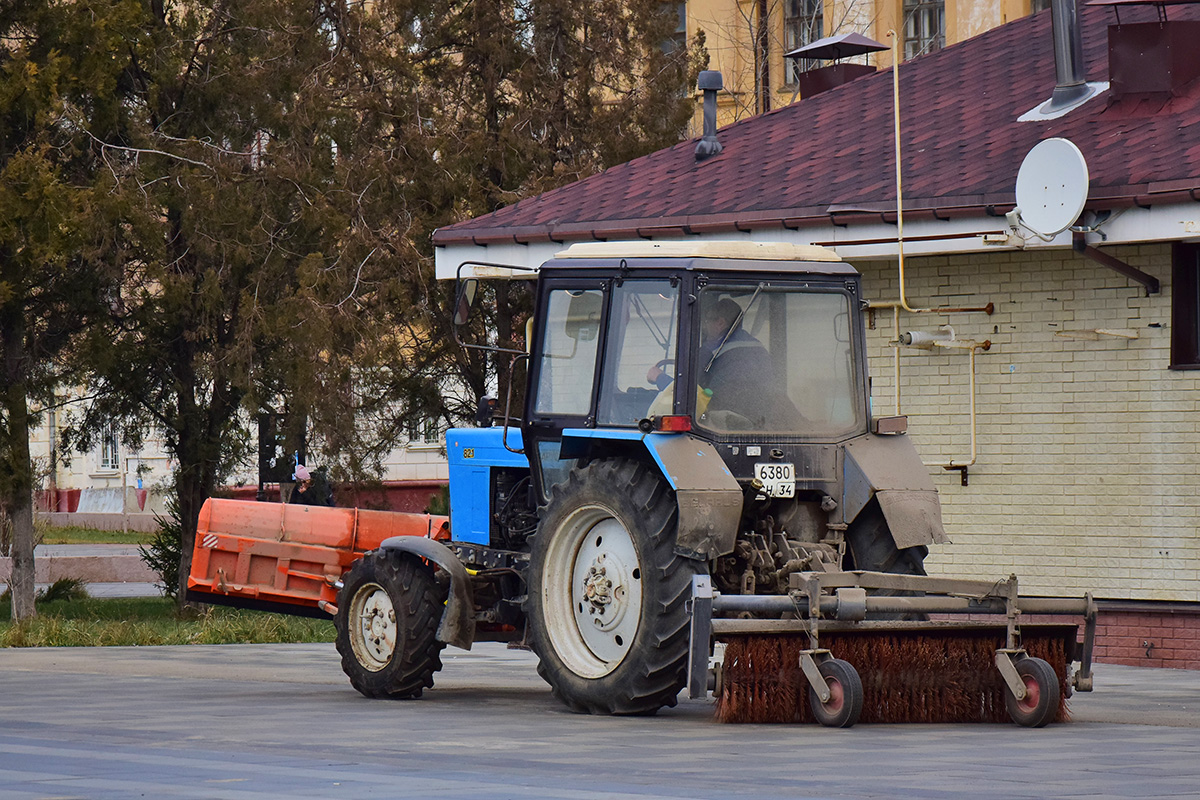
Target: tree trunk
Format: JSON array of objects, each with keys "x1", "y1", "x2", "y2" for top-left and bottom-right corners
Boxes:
[
  {"x1": 174, "y1": 463, "x2": 204, "y2": 604},
  {"x1": 2, "y1": 306, "x2": 36, "y2": 620},
  {"x1": 171, "y1": 410, "x2": 221, "y2": 605},
  {"x1": 170, "y1": 331, "x2": 203, "y2": 606},
  {"x1": 7, "y1": 502, "x2": 35, "y2": 621},
  {"x1": 169, "y1": 355, "x2": 236, "y2": 604}
]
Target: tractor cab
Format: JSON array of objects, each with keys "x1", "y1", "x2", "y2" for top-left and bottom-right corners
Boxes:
[{"x1": 522, "y1": 241, "x2": 869, "y2": 506}]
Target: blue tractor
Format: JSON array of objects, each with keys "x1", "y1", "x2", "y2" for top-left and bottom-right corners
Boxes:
[{"x1": 332, "y1": 241, "x2": 949, "y2": 716}]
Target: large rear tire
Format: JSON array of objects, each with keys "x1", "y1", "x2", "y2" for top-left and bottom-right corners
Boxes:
[
  {"x1": 335, "y1": 550, "x2": 447, "y2": 699},
  {"x1": 844, "y1": 496, "x2": 928, "y2": 577},
  {"x1": 526, "y1": 458, "x2": 700, "y2": 715}
]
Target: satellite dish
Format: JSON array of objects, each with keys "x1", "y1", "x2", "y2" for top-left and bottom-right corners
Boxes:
[{"x1": 1014, "y1": 138, "x2": 1089, "y2": 237}]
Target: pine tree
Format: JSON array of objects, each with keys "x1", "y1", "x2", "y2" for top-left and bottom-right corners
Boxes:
[
  {"x1": 361, "y1": 0, "x2": 706, "y2": 428},
  {"x1": 69, "y1": 0, "x2": 419, "y2": 602},
  {"x1": 55, "y1": 0, "x2": 704, "y2": 608},
  {"x1": 0, "y1": 0, "x2": 139, "y2": 619}
]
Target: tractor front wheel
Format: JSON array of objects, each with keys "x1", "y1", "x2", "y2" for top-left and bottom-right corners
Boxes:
[
  {"x1": 335, "y1": 550, "x2": 447, "y2": 699},
  {"x1": 526, "y1": 458, "x2": 700, "y2": 715}
]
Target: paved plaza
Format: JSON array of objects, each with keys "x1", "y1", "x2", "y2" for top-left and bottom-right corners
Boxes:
[{"x1": 1, "y1": 643, "x2": 1198, "y2": 799}]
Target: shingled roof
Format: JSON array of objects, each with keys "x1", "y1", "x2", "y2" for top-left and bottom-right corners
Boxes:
[{"x1": 433, "y1": 2, "x2": 1200, "y2": 247}]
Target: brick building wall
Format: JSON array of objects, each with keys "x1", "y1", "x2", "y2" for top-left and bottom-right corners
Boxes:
[
  {"x1": 855, "y1": 244, "x2": 1199, "y2": 666},
  {"x1": 859, "y1": 245, "x2": 1195, "y2": 599},
  {"x1": 857, "y1": 243, "x2": 1197, "y2": 602}
]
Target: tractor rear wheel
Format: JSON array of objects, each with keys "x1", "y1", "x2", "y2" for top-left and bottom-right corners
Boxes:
[
  {"x1": 526, "y1": 458, "x2": 700, "y2": 715},
  {"x1": 844, "y1": 496, "x2": 928, "y2": 577},
  {"x1": 335, "y1": 550, "x2": 447, "y2": 699}
]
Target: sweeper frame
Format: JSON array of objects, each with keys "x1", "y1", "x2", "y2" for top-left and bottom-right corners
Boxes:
[{"x1": 687, "y1": 570, "x2": 1097, "y2": 727}]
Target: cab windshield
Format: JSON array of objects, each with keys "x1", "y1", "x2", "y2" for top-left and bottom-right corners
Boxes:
[{"x1": 693, "y1": 286, "x2": 864, "y2": 438}]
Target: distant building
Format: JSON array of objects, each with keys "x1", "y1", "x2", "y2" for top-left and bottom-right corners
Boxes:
[{"x1": 687, "y1": 0, "x2": 1049, "y2": 125}]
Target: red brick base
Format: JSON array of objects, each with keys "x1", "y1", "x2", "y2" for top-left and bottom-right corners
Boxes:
[
  {"x1": 939, "y1": 603, "x2": 1200, "y2": 671},
  {"x1": 1089, "y1": 605, "x2": 1200, "y2": 671}
]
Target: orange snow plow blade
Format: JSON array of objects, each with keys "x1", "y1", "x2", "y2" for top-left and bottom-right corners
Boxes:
[{"x1": 186, "y1": 498, "x2": 449, "y2": 617}]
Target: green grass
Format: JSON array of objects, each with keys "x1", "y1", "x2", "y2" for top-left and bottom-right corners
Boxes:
[
  {"x1": 0, "y1": 595, "x2": 336, "y2": 647},
  {"x1": 38, "y1": 525, "x2": 151, "y2": 545}
]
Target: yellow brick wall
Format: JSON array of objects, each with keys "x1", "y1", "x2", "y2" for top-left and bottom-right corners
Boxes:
[{"x1": 855, "y1": 244, "x2": 1199, "y2": 601}]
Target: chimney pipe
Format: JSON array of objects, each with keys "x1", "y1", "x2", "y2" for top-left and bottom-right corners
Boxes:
[
  {"x1": 1047, "y1": 0, "x2": 1091, "y2": 111},
  {"x1": 1019, "y1": 0, "x2": 1105, "y2": 121},
  {"x1": 695, "y1": 71, "x2": 723, "y2": 161}
]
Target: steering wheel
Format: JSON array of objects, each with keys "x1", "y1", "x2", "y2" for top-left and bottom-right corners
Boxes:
[{"x1": 648, "y1": 359, "x2": 676, "y2": 384}]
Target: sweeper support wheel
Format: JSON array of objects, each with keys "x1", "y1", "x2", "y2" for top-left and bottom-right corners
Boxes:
[
  {"x1": 803, "y1": 654, "x2": 863, "y2": 728},
  {"x1": 1000, "y1": 655, "x2": 1060, "y2": 728}
]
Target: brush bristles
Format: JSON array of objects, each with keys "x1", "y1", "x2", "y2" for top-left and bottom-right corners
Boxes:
[{"x1": 715, "y1": 625, "x2": 1073, "y2": 724}]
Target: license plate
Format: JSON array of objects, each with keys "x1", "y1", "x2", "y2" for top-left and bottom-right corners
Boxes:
[{"x1": 754, "y1": 462, "x2": 795, "y2": 498}]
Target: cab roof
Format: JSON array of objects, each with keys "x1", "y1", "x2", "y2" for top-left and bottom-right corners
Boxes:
[{"x1": 542, "y1": 240, "x2": 857, "y2": 276}]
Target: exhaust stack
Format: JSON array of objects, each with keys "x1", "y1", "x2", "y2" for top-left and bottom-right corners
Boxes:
[{"x1": 695, "y1": 71, "x2": 723, "y2": 161}]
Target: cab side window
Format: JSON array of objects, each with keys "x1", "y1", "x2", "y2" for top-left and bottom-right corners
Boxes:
[{"x1": 534, "y1": 288, "x2": 603, "y2": 416}]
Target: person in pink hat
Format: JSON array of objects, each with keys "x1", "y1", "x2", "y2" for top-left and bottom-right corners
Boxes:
[{"x1": 290, "y1": 463, "x2": 332, "y2": 506}]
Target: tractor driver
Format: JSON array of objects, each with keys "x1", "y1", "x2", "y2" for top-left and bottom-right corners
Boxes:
[{"x1": 696, "y1": 297, "x2": 797, "y2": 430}]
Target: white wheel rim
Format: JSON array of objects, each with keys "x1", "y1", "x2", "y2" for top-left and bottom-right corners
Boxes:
[
  {"x1": 349, "y1": 582, "x2": 396, "y2": 671},
  {"x1": 542, "y1": 505, "x2": 643, "y2": 678}
]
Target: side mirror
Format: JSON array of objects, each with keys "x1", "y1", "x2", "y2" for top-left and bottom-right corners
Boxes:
[{"x1": 453, "y1": 279, "x2": 479, "y2": 327}]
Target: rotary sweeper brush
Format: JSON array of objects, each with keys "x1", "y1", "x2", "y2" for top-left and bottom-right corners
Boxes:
[{"x1": 686, "y1": 571, "x2": 1096, "y2": 727}]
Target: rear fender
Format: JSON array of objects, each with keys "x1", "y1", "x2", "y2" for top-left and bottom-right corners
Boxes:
[
  {"x1": 843, "y1": 434, "x2": 950, "y2": 549},
  {"x1": 559, "y1": 429, "x2": 743, "y2": 560},
  {"x1": 378, "y1": 536, "x2": 475, "y2": 650}
]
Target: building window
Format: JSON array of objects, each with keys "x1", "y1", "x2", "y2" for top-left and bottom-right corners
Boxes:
[
  {"x1": 784, "y1": 0, "x2": 824, "y2": 81},
  {"x1": 407, "y1": 416, "x2": 440, "y2": 446},
  {"x1": 663, "y1": 2, "x2": 687, "y2": 55},
  {"x1": 903, "y1": 0, "x2": 944, "y2": 59},
  {"x1": 1171, "y1": 243, "x2": 1200, "y2": 369},
  {"x1": 99, "y1": 426, "x2": 120, "y2": 472},
  {"x1": 1030, "y1": 0, "x2": 1051, "y2": 13}
]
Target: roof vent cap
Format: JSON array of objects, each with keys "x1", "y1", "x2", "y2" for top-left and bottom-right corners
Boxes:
[
  {"x1": 695, "y1": 71, "x2": 723, "y2": 161},
  {"x1": 785, "y1": 33, "x2": 887, "y2": 99}
]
